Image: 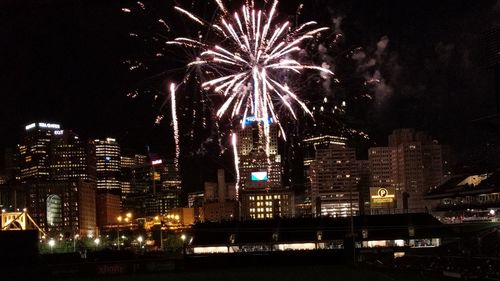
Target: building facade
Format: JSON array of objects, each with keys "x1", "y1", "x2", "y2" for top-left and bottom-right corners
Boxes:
[
  {"x1": 89, "y1": 138, "x2": 121, "y2": 191},
  {"x1": 95, "y1": 190, "x2": 121, "y2": 228},
  {"x1": 236, "y1": 118, "x2": 281, "y2": 190},
  {"x1": 309, "y1": 142, "x2": 360, "y2": 217},
  {"x1": 26, "y1": 179, "x2": 96, "y2": 236},
  {"x1": 202, "y1": 169, "x2": 239, "y2": 222},
  {"x1": 50, "y1": 130, "x2": 90, "y2": 181},
  {"x1": 368, "y1": 129, "x2": 446, "y2": 213},
  {"x1": 240, "y1": 189, "x2": 295, "y2": 219},
  {"x1": 18, "y1": 122, "x2": 62, "y2": 181},
  {"x1": 235, "y1": 117, "x2": 294, "y2": 219}
]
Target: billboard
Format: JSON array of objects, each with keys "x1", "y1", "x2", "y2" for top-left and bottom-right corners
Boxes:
[
  {"x1": 244, "y1": 116, "x2": 273, "y2": 125},
  {"x1": 370, "y1": 187, "x2": 395, "y2": 205},
  {"x1": 251, "y1": 171, "x2": 268, "y2": 181}
]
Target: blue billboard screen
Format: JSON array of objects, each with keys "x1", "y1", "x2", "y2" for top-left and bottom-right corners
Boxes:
[{"x1": 251, "y1": 171, "x2": 268, "y2": 181}]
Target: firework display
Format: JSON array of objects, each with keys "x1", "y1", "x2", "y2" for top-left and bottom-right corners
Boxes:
[{"x1": 167, "y1": 0, "x2": 333, "y2": 150}]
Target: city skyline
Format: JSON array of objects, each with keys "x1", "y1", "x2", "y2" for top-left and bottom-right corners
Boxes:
[
  {"x1": 0, "y1": 0, "x2": 499, "y2": 168},
  {"x1": 1, "y1": 2, "x2": 500, "y2": 280},
  {"x1": 0, "y1": 0, "x2": 498, "y2": 220}
]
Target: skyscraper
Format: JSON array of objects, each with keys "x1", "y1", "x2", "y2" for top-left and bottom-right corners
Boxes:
[
  {"x1": 303, "y1": 135, "x2": 348, "y2": 193},
  {"x1": 16, "y1": 122, "x2": 98, "y2": 236},
  {"x1": 89, "y1": 138, "x2": 121, "y2": 191},
  {"x1": 18, "y1": 122, "x2": 61, "y2": 181},
  {"x1": 120, "y1": 154, "x2": 147, "y2": 199},
  {"x1": 236, "y1": 117, "x2": 293, "y2": 219},
  {"x1": 50, "y1": 130, "x2": 90, "y2": 181},
  {"x1": 237, "y1": 117, "x2": 281, "y2": 190},
  {"x1": 27, "y1": 179, "x2": 96, "y2": 236},
  {"x1": 368, "y1": 129, "x2": 446, "y2": 213},
  {"x1": 122, "y1": 158, "x2": 182, "y2": 217},
  {"x1": 309, "y1": 141, "x2": 360, "y2": 216}
]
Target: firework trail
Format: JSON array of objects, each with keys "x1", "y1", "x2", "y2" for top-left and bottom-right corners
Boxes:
[
  {"x1": 231, "y1": 132, "x2": 240, "y2": 198},
  {"x1": 168, "y1": 0, "x2": 334, "y2": 153},
  {"x1": 169, "y1": 83, "x2": 180, "y2": 171}
]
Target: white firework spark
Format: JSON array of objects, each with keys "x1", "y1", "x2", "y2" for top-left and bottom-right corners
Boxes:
[
  {"x1": 168, "y1": 0, "x2": 334, "y2": 149},
  {"x1": 231, "y1": 132, "x2": 240, "y2": 199},
  {"x1": 169, "y1": 83, "x2": 180, "y2": 171}
]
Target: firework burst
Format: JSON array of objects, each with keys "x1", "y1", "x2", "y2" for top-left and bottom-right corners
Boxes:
[{"x1": 167, "y1": 0, "x2": 334, "y2": 151}]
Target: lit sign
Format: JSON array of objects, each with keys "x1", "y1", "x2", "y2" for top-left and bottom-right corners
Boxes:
[
  {"x1": 152, "y1": 159, "x2": 163, "y2": 166},
  {"x1": 54, "y1": 130, "x2": 64, "y2": 135},
  {"x1": 251, "y1": 171, "x2": 268, "y2": 181},
  {"x1": 38, "y1": 123, "x2": 60, "y2": 129},
  {"x1": 106, "y1": 138, "x2": 116, "y2": 142},
  {"x1": 370, "y1": 187, "x2": 395, "y2": 204},
  {"x1": 244, "y1": 116, "x2": 273, "y2": 125},
  {"x1": 25, "y1": 123, "x2": 36, "y2": 130}
]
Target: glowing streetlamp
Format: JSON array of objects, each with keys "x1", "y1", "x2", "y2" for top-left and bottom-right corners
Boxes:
[
  {"x1": 94, "y1": 238, "x2": 100, "y2": 251},
  {"x1": 117, "y1": 213, "x2": 133, "y2": 250},
  {"x1": 116, "y1": 216, "x2": 123, "y2": 250},
  {"x1": 154, "y1": 215, "x2": 164, "y2": 250},
  {"x1": 137, "y1": 236, "x2": 143, "y2": 252},
  {"x1": 73, "y1": 234, "x2": 79, "y2": 252},
  {"x1": 181, "y1": 234, "x2": 187, "y2": 256},
  {"x1": 48, "y1": 239, "x2": 55, "y2": 253}
]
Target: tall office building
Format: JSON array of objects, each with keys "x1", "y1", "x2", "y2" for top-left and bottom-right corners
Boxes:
[
  {"x1": 27, "y1": 179, "x2": 96, "y2": 236},
  {"x1": 356, "y1": 159, "x2": 370, "y2": 215},
  {"x1": 121, "y1": 155, "x2": 135, "y2": 198},
  {"x1": 303, "y1": 135, "x2": 348, "y2": 192},
  {"x1": 50, "y1": 130, "x2": 90, "y2": 181},
  {"x1": 368, "y1": 147, "x2": 398, "y2": 189},
  {"x1": 15, "y1": 123, "x2": 98, "y2": 235},
  {"x1": 236, "y1": 117, "x2": 293, "y2": 219},
  {"x1": 18, "y1": 122, "x2": 62, "y2": 181},
  {"x1": 237, "y1": 117, "x2": 281, "y2": 190},
  {"x1": 89, "y1": 138, "x2": 121, "y2": 191},
  {"x1": 309, "y1": 141, "x2": 360, "y2": 216},
  {"x1": 368, "y1": 129, "x2": 445, "y2": 213},
  {"x1": 160, "y1": 159, "x2": 182, "y2": 190},
  {"x1": 122, "y1": 158, "x2": 181, "y2": 217},
  {"x1": 121, "y1": 154, "x2": 147, "y2": 199}
]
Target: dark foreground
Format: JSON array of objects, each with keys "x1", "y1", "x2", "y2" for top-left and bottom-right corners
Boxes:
[
  {"x1": 52, "y1": 264, "x2": 440, "y2": 281},
  {"x1": 3, "y1": 249, "x2": 449, "y2": 281}
]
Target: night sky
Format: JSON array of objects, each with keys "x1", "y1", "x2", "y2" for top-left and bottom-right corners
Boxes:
[{"x1": 1, "y1": 0, "x2": 499, "y2": 190}]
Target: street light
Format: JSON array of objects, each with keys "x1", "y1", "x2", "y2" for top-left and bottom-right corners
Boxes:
[
  {"x1": 94, "y1": 238, "x2": 100, "y2": 251},
  {"x1": 137, "y1": 236, "x2": 143, "y2": 252},
  {"x1": 116, "y1": 213, "x2": 133, "y2": 250},
  {"x1": 117, "y1": 216, "x2": 122, "y2": 250},
  {"x1": 155, "y1": 215, "x2": 164, "y2": 251},
  {"x1": 181, "y1": 234, "x2": 187, "y2": 256},
  {"x1": 73, "y1": 234, "x2": 79, "y2": 252},
  {"x1": 48, "y1": 239, "x2": 55, "y2": 253}
]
